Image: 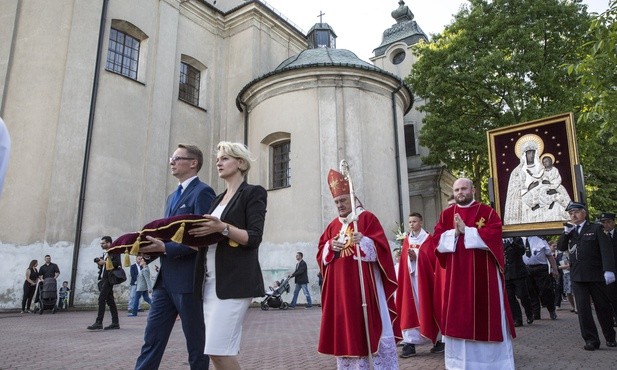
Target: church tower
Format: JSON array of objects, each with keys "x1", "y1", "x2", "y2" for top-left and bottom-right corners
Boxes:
[
  {"x1": 371, "y1": 1, "x2": 455, "y2": 230},
  {"x1": 237, "y1": 18, "x2": 413, "y2": 287}
]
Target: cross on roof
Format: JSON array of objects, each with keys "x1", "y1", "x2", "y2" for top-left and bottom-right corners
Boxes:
[{"x1": 317, "y1": 11, "x2": 325, "y2": 24}]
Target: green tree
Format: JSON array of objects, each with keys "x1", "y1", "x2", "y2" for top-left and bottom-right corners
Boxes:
[
  {"x1": 406, "y1": 0, "x2": 592, "y2": 195},
  {"x1": 570, "y1": 0, "x2": 617, "y2": 214}
]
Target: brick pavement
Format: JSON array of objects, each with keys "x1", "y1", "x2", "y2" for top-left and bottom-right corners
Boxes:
[{"x1": 1, "y1": 301, "x2": 616, "y2": 369}]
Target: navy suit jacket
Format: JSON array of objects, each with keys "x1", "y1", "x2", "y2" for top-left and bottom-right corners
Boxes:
[
  {"x1": 130, "y1": 263, "x2": 139, "y2": 285},
  {"x1": 154, "y1": 177, "x2": 215, "y2": 294}
]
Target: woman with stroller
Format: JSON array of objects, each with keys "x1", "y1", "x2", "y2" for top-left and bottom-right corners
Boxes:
[
  {"x1": 191, "y1": 141, "x2": 268, "y2": 370},
  {"x1": 21, "y1": 259, "x2": 39, "y2": 313}
]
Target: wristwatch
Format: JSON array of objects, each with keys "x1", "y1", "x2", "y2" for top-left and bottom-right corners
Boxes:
[{"x1": 222, "y1": 224, "x2": 230, "y2": 236}]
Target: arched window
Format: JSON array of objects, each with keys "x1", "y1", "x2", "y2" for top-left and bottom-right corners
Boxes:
[
  {"x1": 262, "y1": 132, "x2": 291, "y2": 189},
  {"x1": 179, "y1": 55, "x2": 207, "y2": 108},
  {"x1": 106, "y1": 20, "x2": 148, "y2": 82}
]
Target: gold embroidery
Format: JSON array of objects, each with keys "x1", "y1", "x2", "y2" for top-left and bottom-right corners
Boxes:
[
  {"x1": 476, "y1": 217, "x2": 486, "y2": 229},
  {"x1": 329, "y1": 178, "x2": 340, "y2": 191}
]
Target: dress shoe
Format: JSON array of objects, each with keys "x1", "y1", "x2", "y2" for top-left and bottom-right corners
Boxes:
[
  {"x1": 103, "y1": 323, "x2": 120, "y2": 330},
  {"x1": 400, "y1": 343, "x2": 416, "y2": 358},
  {"x1": 607, "y1": 341, "x2": 617, "y2": 347},
  {"x1": 584, "y1": 341, "x2": 600, "y2": 351},
  {"x1": 87, "y1": 322, "x2": 103, "y2": 330},
  {"x1": 430, "y1": 340, "x2": 445, "y2": 354},
  {"x1": 514, "y1": 320, "x2": 523, "y2": 327},
  {"x1": 527, "y1": 317, "x2": 534, "y2": 325},
  {"x1": 549, "y1": 311, "x2": 557, "y2": 320}
]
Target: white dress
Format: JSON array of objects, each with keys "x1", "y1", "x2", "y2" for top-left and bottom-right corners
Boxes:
[{"x1": 202, "y1": 203, "x2": 252, "y2": 356}]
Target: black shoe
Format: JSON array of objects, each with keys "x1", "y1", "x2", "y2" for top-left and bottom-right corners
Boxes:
[
  {"x1": 87, "y1": 322, "x2": 103, "y2": 330},
  {"x1": 103, "y1": 323, "x2": 120, "y2": 330},
  {"x1": 549, "y1": 311, "x2": 557, "y2": 320},
  {"x1": 514, "y1": 320, "x2": 523, "y2": 327},
  {"x1": 400, "y1": 343, "x2": 416, "y2": 358},
  {"x1": 430, "y1": 340, "x2": 445, "y2": 354},
  {"x1": 304, "y1": 305, "x2": 313, "y2": 309},
  {"x1": 527, "y1": 317, "x2": 534, "y2": 325},
  {"x1": 533, "y1": 314, "x2": 541, "y2": 320},
  {"x1": 584, "y1": 341, "x2": 600, "y2": 351},
  {"x1": 607, "y1": 341, "x2": 617, "y2": 347}
]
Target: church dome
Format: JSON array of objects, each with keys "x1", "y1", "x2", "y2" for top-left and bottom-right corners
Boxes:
[{"x1": 274, "y1": 47, "x2": 382, "y2": 73}]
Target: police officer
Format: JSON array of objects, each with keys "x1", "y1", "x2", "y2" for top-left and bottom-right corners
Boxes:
[
  {"x1": 557, "y1": 202, "x2": 616, "y2": 350},
  {"x1": 599, "y1": 212, "x2": 617, "y2": 326}
]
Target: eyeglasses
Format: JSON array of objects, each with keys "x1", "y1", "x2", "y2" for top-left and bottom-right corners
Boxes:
[{"x1": 169, "y1": 156, "x2": 196, "y2": 163}]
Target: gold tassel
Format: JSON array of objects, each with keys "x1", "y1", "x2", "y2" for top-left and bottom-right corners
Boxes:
[
  {"x1": 106, "y1": 256, "x2": 113, "y2": 270},
  {"x1": 171, "y1": 222, "x2": 186, "y2": 244},
  {"x1": 124, "y1": 248, "x2": 131, "y2": 267},
  {"x1": 130, "y1": 235, "x2": 141, "y2": 256}
]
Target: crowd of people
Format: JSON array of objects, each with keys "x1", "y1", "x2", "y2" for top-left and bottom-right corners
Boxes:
[
  {"x1": 319, "y1": 175, "x2": 616, "y2": 370},
  {"x1": 16, "y1": 141, "x2": 617, "y2": 370}
]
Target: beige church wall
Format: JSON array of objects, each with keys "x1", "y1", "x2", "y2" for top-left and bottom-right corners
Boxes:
[{"x1": 0, "y1": 3, "x2": 80, "y2": 244}]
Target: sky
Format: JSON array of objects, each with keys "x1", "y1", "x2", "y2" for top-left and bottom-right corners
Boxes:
[{"x1": 263, "y1": 0, "x2": 612, "y2": 62}]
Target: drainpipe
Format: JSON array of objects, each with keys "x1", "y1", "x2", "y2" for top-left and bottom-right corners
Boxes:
[
  {"x1": 0, "y1": 0, "x2": 22, "y2": 116},
  {"x1": 239, "y1": 100, "x2": 249, "y2": 146},
  {"x1": 392, "y1": 83, "x2": 404, "y2": 226},
  {"x1": 69, "y1": 0, "x2": 109, "y2": 307}
]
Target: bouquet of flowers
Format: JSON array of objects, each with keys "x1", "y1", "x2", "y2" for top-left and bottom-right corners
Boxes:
[{"x1": 391, "y1": 221, "x2": 407, "y2": 246}]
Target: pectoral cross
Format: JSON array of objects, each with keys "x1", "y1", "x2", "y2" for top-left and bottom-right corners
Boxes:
[{"x1": 476, "y1": 217, "x2": 486, "y2": 229}]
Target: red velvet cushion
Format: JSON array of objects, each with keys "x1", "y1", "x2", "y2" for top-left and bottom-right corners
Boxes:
[{"x1": 139, "y1": 214, "x2": 225, "y2": 248}]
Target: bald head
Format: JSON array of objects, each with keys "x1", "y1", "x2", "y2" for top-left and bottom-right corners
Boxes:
[{"x1": 453, "y1": 178, "x2": 475, "y2": 206}]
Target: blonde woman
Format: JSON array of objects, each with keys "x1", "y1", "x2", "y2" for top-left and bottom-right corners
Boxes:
[{"x1": 190, "y1": 141, "x2": 267, "y2": 370}]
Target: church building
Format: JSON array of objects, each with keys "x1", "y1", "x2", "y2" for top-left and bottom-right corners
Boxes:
[{"x1": 0, "y1": 0, "x2": 451, "y2": 308}]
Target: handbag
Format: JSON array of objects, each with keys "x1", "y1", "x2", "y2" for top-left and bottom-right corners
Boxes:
[{"x1": 108, "y1": 268, "x2": 127, "y2": 285}]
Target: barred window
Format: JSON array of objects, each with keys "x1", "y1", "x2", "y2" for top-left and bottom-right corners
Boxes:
[
  {"x1": 106, "y1": 28, "x2": 140, "y2": 80},
  {"x1": 272, "y1": 141, "x2": 291, "y2": 189},
  {"x1": 179, "y1": 62, "x2": 200, "y2": 106}
]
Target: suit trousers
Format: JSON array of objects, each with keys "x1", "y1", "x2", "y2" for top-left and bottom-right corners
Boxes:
[
  {"x1": 526, "y1": 264, "x2": 555, "y2": 317},
  {"x1": 572, "y1": 281, "x2": 616, "y2": 345},
  {"x1": 96, "y1": 279, "x2": 118, "y2": 324},
  {"x1": 506, "y1": 277, "x2": 533, "y2": 322},
  {"x1": 606, "y1": 282, "x2": 617, "y2": 322},
  {"x1": 135, "y1": 286, "x2": 209, "y2": 370}
]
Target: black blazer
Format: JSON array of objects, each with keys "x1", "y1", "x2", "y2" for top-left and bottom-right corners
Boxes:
[
  {"x1": 504, "y1": 237, "x2": 529, "y2": 280},
  {"x1": 290, "y1": 259, "x2": 309, "y2": 284},
  {"x1": 195, "y1": 181, "x2": 267, "y2": 299},
  {"x1": 557, "y1": 222, "x2": 616, "y2": 282}
]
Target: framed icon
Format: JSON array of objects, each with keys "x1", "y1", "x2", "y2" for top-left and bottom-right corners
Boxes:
[{"x1": 487, "y1": 113, "x2": 580, "y2": 235}]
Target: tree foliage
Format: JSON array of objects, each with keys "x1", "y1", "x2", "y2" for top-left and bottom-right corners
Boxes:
[
  {"x1": 406, "y1": 0, "x2": 592, "y2": 194},
  {"x1": 569, "y1": 0, "x2": 617, "y2": 215}
]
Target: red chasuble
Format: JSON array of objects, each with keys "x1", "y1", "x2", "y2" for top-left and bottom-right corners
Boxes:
[
  {"x1": 317, "y1": 210, "x2": 401, "y2": 356},
  {"x1": 396, "y1": 233, "x2": 440, "y2": 343},
  {"x1": 433, "y1": 202, "x2": 516, "y2": 342}
]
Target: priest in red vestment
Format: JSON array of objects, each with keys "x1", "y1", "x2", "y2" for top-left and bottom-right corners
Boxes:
[
  {"x1": 317, "y1": 169, "x2": 401, "y2": 369},
  {"x1": 396, "y1": 212, "x2": 443, "y2": 358},
  {"x1": 433, "y1": 178, "x2": 515, "y2": 369}
]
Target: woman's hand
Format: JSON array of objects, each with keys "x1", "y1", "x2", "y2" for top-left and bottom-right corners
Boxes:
[
  {"x1": 139, "y1": 236, "x2": 166, "y2": 254},
  {"x1": 188, "y1": 215, "x2": 226, "y2": 237}
]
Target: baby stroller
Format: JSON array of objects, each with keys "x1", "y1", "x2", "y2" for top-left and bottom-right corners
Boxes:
[
  {"x1": 260, "y1": 276, "x2": 291, "y2": 310},
  {"x1": 34, "y1": 278, "x2": 57, "y2": 314}
]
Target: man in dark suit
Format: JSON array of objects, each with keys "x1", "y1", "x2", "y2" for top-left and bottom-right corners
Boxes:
[
  {"x1": 135, "y1": 144, "x2": 215, "y2": 370},
  {"x1": 87, "y1": 236, "x2": 122, "y2": 330},
  {"x1": 503, "y1": 237, "x2": 533, "y2": 326},
  {"x1": 599, "y1": 212, "x2": 617, "y2": 326},
  {"x1": 557, "y1": 202, "x2": 616, "y2": 350},
  {"x1": 288, "y1": 252, "x2": 312, "y2": 309}
]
